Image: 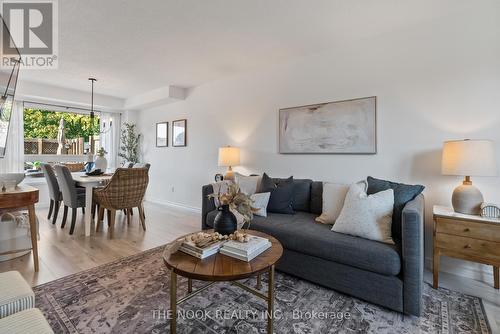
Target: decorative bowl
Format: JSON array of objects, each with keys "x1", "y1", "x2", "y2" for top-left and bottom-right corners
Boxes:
[{"x1": 0, "y1": 173, "x2": 25, "y2": 191}]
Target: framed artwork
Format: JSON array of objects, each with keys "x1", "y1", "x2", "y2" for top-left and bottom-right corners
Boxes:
[
  {"x1": 156, "y1": 122, "x2": 168, "y2": 147},
  {"x1": 279, "y1": 96, "x2": 376, "y2": 154},
  {"x1": 172, "y1": 119, "x2": 187, "y2": 147}
]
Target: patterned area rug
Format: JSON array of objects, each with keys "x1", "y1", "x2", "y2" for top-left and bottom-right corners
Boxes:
[{"x1": 34, "y1": 246, "x2": 491, "y2": 334}]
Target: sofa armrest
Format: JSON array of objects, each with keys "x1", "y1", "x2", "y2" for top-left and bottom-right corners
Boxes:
[
  {"x1": 401, "y1": 193, "x2": 424, "y2": 316},
  {"x1": 201, "y1": 184, "x2": 216, "y2": 230}
]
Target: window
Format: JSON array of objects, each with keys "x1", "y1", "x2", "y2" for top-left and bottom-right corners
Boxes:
[{"x1": 23, "y1": 107, "x2": 100, "y2": 156}]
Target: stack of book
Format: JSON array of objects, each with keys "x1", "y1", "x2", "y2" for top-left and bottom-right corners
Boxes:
[
  {"x1": 179, "y1": 240, "x2": 223, "y2": 259},
  {"x1": 220, "y1": 235, "x2": 271, "y2": 262}
]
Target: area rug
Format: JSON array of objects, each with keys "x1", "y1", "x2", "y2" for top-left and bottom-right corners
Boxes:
[{"x1": 33, "y1": 246, "x2": 491, "y2": 334}]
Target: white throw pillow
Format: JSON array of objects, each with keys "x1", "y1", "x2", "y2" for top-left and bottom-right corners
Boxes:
[
  {"x1": 315, "y1": 183, "x2": 349, "y2": 224},
  {"x1": 251, "y1": 192, "x2": 270, "y2": 217},
  {"x1": 235, "y1": 173, "x2": 261, "y2": 195},
  {"x1": 332, "y1": 182, "x2": 395, "y2": 244}
]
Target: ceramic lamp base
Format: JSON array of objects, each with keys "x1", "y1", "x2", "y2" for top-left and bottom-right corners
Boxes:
[
  {"x1": 224, "y1": 167, "x2": 235, "y2": 181},
  {"x1": 452, "y1": 178, "x2": 484, "y2": 215}
]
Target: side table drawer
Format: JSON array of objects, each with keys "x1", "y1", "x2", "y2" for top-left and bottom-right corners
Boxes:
[
  {"x1": 436, "y1": 233, "x2": 500, "y2": 263},
  {"x1": 436, "y1": 217, "x2": 500, "y2": 242}
]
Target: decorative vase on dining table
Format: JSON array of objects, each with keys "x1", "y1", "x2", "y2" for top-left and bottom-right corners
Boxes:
[
  {"x1": 94, "y1": 155, "x2": 108, "y2": 172},
  {"x1": 214, "y1": 204, "x2": 237, "y2": 235}
]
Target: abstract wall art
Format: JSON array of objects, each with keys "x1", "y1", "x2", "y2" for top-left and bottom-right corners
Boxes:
[{"x1": 279, "y1": 96, "x2": 376, "y2": 154}]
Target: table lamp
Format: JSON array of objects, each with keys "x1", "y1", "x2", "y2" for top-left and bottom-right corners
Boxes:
[
  {"x1": 441, "y1": 139, "x2": 497, "y2": 214},
  {"x1": 218, "y1": 146, "x2": 240, "y2": 181}
]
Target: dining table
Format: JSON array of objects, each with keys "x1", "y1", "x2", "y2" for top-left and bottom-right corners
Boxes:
[{"x1": 72, "y1": 172, "x2": 113, "y2": 236}]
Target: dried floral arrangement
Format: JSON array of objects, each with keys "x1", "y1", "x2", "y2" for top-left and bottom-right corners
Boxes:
[{"x1": 208, "y1": 183, "x2": 258, "y2": 225}]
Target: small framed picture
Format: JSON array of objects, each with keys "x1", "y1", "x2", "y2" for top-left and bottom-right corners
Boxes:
[
  {"x1": 156, "y1": 122, "x2": 168, "y2": 147},
  {"x1": 172, "y1": 119, "x2": 187, "y2": 147}
]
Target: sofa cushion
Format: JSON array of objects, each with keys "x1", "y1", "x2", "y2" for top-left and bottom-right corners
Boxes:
[
  {"x1": 315, "y1": 182, "x2": 349, "y2": 224},
  {"x1": 366, "y1": 176, "x2": 425, "y2": 243},
  {"x1": 234, "y1": 173, "x2": 261, "y2": 195},
  {"x1": 267, "y1": 178, "x2": 312, "y2": 212},
  {"x1": 0, "y1": 308, "x2": 54, "y2": 334},
  {"x1": 332, "y1": 182, "x2": 395, "y2": 244},
  {"x1": 251, "y1": 192, "x2": 271, "y2": 217},
  {"x1": 205, "y1": 210, "x2": 401, "y2": 276},
  {"x1": 310, "y1": 181, "x2": 323, "y2": 214},
  {"x1": 291, "y1": 179, "x2": 312, "y2": 212},
  {"x1": 260, "y1": 173, "x2": 295, "y2": 214},
  {"x1": 0, "y1": 271, "x2": 35, "y2": 319}
]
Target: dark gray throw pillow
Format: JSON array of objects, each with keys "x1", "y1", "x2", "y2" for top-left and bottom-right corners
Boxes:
[
  {"x1": 366, "y1": 176, "x2": 425, "y2": 243},
  {"x1": 260, "y1": 173, "x2": 295, "y2": 214}
]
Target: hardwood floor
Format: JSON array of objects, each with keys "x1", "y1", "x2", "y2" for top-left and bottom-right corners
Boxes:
[
  {"x1": 0, "y1": 201, "x2": 499, "y2": 332},
  {"x1": 0, "y1": 201, "x2": 200, "y2": 286}
]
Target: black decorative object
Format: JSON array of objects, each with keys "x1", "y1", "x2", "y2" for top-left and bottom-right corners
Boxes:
[
  {"x1": 214, "y1": 173, "x2": 224, "y2": 182},
  {"x1": 213, "y1": 204, "x2": 237, "y2": 235}
]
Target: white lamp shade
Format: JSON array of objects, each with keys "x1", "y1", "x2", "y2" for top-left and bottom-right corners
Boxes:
[
  {"x1": 218, "y1": 146, "x2": 240, "y2": 167},
  {"x1": 442, "y1": 139, "x2": 497, "y2": 176}
]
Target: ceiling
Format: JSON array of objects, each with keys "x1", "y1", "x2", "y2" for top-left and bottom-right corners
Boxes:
[{"x1": 17, "y1": 0, "x2": 473, "y2": 99}]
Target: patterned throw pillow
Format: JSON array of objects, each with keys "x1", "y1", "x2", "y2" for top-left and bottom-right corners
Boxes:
[
  {"x1": 332, "y1": 182, "x2": 395, "y2": 244},
  {"x1": 251, "y1": 192, "x2": 271, "y2": 217}
]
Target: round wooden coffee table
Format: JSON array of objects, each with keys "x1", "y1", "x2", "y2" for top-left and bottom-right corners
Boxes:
[{"x1": 163, "y1": 230, "x2": 283, "y2": 334}]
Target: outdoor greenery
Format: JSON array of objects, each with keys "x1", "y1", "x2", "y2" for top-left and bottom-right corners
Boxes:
[
  {"x1": 119, "y1": 122, "x2": 141, "y2": 163},
  {"x1": 23, "y1": 108, "x2": 100, "y2": 140}
]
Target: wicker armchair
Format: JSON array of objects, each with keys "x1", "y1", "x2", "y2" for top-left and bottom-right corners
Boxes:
[{"x1": 94, "y1": 168, "x2": 149, "y2": 238}]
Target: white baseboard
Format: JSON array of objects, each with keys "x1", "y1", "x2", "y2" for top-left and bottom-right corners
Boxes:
[
  {"x1": 144, "y1": 197, "x2": 201, "y2": 213},
  {"x1": 425, "y1": 256, "x2": 494, "y2": 284}
]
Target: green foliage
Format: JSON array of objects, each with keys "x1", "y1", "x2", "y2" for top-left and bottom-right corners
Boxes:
[
  {"x1": 23, "y1": 108, "x2": 100, "y2": 140},
  {"x1": 96, "y1": 147, "x2": 107, "y2": 157},
  {"x1": 118, "y1": 122, "x2": 141, "y2": 163}
]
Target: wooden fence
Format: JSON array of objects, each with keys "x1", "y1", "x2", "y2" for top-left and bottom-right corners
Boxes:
[{"x1": 24, "y1": 136, "x2": 100, "y2": 155}]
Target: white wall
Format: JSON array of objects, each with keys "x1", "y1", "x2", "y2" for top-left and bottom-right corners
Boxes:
[{"x1": 137, "y1": 5, "x2": 500, "y2": 280}]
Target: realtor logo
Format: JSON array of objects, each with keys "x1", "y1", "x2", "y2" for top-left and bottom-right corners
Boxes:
[{"x1": 1, "y1": 0, "x2": 58, "y2": 69}]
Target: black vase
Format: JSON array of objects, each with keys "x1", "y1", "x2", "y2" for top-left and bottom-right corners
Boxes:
[{"x1": 214, "y1": 204, "x2": 237, "y2": 235}]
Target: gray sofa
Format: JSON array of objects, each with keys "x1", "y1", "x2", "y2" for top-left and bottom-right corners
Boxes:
[{"x1": 201, "y1": 179, "x2": 424, "y2": 316}]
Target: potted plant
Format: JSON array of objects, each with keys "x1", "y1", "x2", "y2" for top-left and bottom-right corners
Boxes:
[
  {"x1": 118, "y1": 122, "x2": 141, "y2": 164},
  {"x1": 208, "y1": 183, "x2": 257, "y2": 235},
  {"x1": 94, "y1": 147, "x2": 108, "y2": 171}
]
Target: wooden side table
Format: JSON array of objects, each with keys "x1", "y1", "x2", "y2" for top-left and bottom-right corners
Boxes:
[
  {"x1": 433, "y1": 205, "x2": 500, "y2": 289},
  {"x1": 0, "y1": 185, "x2": 40, "y2": 272}
]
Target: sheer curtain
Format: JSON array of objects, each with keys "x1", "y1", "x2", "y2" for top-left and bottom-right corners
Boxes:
[
  {"x1": 0, "y1": 101, "x2": 29, "y2": 262},
  {"x1": 0, "y1": 100, "x2": 24, "y2": 173},
  {"x1": 99, "y1": 112, "x2": 120, "y2": 169}
]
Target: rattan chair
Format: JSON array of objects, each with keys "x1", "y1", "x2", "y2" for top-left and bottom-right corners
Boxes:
[
  {"x1": 128, "y1": 163, "x2": 150, "y2": 218},
  {"x1": 94, "y1": 167, "x2": 149, "y2": 238}
]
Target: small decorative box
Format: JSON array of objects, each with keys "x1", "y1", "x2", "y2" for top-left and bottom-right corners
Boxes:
[{"x1": 480, "y1": 202, "x2": 500, "y2": 219}]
